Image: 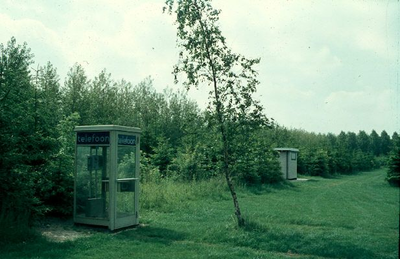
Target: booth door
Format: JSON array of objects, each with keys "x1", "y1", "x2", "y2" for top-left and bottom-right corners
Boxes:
[
  {"x1": 75, "y1": 146, "x2": 110, "y2": 221},
  {"x1": 288, "y1": 151, "x2": 297, "y2": 179},
  {"x1": 115, "y1": 139, "x2": 138, "y2": 228}
]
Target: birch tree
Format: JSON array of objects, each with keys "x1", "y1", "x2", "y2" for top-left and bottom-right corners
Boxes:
[{"x1": 165, "y1": 0, "x2": 270, "y2": 226}]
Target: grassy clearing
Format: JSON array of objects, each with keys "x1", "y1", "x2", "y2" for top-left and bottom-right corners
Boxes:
[{"x1": 1, "y1": 168, "x2": 398, "y2": 258}]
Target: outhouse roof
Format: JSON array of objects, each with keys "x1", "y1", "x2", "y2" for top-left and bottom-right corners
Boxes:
[{"x1": 274, "y1": 148, "x2": 299, "y2": 152}]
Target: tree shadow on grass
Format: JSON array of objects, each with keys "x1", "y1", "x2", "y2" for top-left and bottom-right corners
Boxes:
[
  {"x1": 114, "y1": 225, "x2": 186, "y2": 246},
  {"x1": 0, "y1": 232, "x2": 77, "y2": 259},
  {"x1": 244, "y1": 181, "x2": 302, "y2": 195},
  {"x1": 320, "y1": 174, "x2": 344, "y2": 179},
  {"x1": 236, "y1": 221, "x2": 377, "y2": 259},
  {"x1": 265, "y1": 230, "x2": 377, "y2": 259}
]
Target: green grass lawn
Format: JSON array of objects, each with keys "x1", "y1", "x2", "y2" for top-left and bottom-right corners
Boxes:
[{"x1": 1, "y1": 168, "x2": 398, "y2": 258}]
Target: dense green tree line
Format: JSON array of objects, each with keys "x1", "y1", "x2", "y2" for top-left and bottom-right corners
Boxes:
[
  {"x1": 1, "y1": 37, "x2": 398, "y2": 230},
  {"x1": 266, "y1": 127, "x2": 399, "y2": 177}
]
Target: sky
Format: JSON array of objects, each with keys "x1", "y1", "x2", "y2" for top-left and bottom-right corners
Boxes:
[{"x1": 1, "y1": 0, "x2": 399, "y2": 136}]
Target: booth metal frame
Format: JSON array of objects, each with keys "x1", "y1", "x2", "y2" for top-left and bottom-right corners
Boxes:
[{"x1": 74, "y1": 125, "x2": 141, "y2": 230}]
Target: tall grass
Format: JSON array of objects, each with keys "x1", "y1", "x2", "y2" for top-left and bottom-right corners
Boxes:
[
  {"x1": 0, "y1": 211, "x2": 39, "y2": 245},
  {"x1": 140, "y1": 176, "x2": 230, "y2": 212}
]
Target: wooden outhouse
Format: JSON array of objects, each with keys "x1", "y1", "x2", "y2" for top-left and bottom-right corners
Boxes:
[{"x1": 274, "y1": 148, "x2": 299, "y2": 180}]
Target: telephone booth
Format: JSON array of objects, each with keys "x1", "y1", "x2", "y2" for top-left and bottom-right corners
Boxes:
[{"x1": 74, "y1": 125, "x2": 141, "y2": 230}]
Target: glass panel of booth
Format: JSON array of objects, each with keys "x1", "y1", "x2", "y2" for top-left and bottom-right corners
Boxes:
[
  {"x1": 76, "y1": 145, "x2": 110, "y2": 219},
  {"x1": 116, "y1": 134, "x2": 137, "y2": 219}
]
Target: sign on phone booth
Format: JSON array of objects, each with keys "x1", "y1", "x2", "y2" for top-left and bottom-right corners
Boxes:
[{"x1": 74, "y1": 125, "x2": 141, "y2": 230}]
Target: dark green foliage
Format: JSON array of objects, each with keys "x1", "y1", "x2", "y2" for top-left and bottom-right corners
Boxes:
[
  {"x1": 300, "y1": 149, "x2": 330, "y2": 176},
  {"x1": 392, "y1": 132, "x2": 400, "y2": 149},
  {"x1": 62, "y1": 63, "x2": 90, "y2": 123},
  {"x1": 39, "y1": 113, "x2": 80, "y2": 215},
  {"x1": 0, "y1": 37, "x2": 39, "y2": 224},
  {"x1": 231, "y1": 129, "x2": 281, "y2": 185},
  {"x1": 32, "y1": 62, "x2": 72, "y2": 216},
  {"x1": 370, "y1": 130, "x2": 381, "y2": 156},
  {"x1": 171, "y1": 123, "x2": 222, "y2": 181},
  {"x1": 151, "y1": 136, "x2": 175, "y2": 176},
  {"x1": 85, "y1": 69, "x2": 119, "y2": 125},
  {"x1": 346, "y1": 132, "x2": 358, "y2": 152},
  {"x1": 0, "y1": 212, "x2": 40, "y2": 245},
  {"x1": 0, "y1": 38, "x2": 77, "y2": 223},
  {"x1": 352, "y1": 150, "x2": 375, "y2": 171},
  {"x1": 357, "y1": 130, "x2": 371, "y2": 153},
  {"x1": 380, "y1": 130, "x2": 392, "y2": 156},
  {"x1": 386, "y1": 149, "x2": 400, "y2": 186}
]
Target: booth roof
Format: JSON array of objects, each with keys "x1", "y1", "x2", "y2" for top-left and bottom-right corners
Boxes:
[{"x1": 74, "y1": 125, "x2": 141, "y2": 133}]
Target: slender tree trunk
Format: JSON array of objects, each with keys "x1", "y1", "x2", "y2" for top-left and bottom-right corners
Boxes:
[
  {"x1": 211, "y1": 55, "x2": 244, "y2": 227},
  {"x1": 219, "y1": 121, "x2": 245, "y2": 227},
  {"x1": 192, "y1": 0, "x2": 245, "y2": 227}
]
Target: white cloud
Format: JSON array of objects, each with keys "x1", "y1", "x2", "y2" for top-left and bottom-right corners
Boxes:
[
  {"x1": 355, "y1": 30, "x2": 393, "y2": 58},
  {"x1": 322, "y1": 89, "x2": 397, "y2": 134},
  {"x1": 54, "y1": 1, "x2": 178, "y2": 85},
  {"x1": 0, "y1": 13, "x2": 68, "y2": 72}
]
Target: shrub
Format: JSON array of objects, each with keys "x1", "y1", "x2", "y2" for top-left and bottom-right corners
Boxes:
[
  {"x1": 386, "y1": 149, "x2": 400, "y2": 186},
  {"x1": 140, "y1": 151, "x2": 163, "y2": 183},
  {"x1": 234, "y1": 148, "x2": 281, "y2": 185},
  {"x1": 298, "y1": 149, "x2": 330, "y2": 176},
  {"x1": 0, "y1": 211, "x2": 39, "y2": 245},
  {"x1": 311, "y1": 150, "x2": 330, "y2": 176},
  {"x1": 232, "y1": 130, "x2": 282, "y2": 185}
]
